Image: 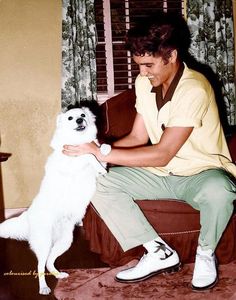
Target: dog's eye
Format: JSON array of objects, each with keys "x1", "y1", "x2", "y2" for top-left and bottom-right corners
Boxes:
[
  {"x1": 68, "y1": 116, "x2": 73, "y2": 121},
  {"x1": 81, "y1": 113, "x2": 86, "y2": 118}
]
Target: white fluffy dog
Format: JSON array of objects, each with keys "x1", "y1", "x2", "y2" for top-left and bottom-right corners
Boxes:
[{"x1": 0, "y1": 107, "x2": 106, "y2": 295}]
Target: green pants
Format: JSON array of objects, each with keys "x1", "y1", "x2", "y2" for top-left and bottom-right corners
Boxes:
[{"x1": 91, "y1": 167, "x2": 236, "y2": 252}]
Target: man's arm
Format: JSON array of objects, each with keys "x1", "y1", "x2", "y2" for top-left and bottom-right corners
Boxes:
[
  {"x1": 97, "y1": 126, "x2": 193, "y2": 167},
  {"x1": 63, "y1": 111, "x2": 193, "y2": 167}
]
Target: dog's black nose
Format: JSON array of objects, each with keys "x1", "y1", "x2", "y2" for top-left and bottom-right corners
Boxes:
[{"x1": 76, "y1": 118, "x2": 83, "y2": 125}]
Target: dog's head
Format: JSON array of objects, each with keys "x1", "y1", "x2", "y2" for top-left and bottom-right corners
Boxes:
[{"x1": 50, "y1": 107, "x2": 97, "y2": 151}]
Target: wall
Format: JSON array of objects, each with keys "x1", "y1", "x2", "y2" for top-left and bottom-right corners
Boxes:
[{"x1": 0, "y1": 0, "x2": 61, "y2": 208}]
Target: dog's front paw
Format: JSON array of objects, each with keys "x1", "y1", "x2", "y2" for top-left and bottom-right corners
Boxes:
[
  {"x1": 39, "y1": 286, "x2": 51, "y2": 295},
  {"x1": 56, "y1": 271, "x2": 69, "y2": 279},
  {"x1": 98, "y1": 167, "x2": 107, "y2": 175}
]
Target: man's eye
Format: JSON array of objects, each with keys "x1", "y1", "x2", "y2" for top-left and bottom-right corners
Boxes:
[{"x1": 68, "y1": 116, "x2": 73, "y2": 121}]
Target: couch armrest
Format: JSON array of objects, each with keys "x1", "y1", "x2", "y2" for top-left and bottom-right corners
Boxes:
[{"x1": 98, "y1": 89, "x2": 136, "y2": 143}]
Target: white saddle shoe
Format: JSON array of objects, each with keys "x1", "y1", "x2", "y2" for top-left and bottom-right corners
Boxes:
[
  {"x1": 115, "y1": 242, "x2": 181, "y2": 283},
  {"x1": 191, "y1": 246, "x2": 218, "y2": 291}
]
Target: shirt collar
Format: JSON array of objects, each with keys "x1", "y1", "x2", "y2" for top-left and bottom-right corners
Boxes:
[{"x1": 151, "y1": 62, "x2": 184, "y2": 110}]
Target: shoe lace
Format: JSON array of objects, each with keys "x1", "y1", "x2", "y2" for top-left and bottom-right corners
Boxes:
[{"x1": 196, "y1": 253, "x2": 216, "y2": 274}]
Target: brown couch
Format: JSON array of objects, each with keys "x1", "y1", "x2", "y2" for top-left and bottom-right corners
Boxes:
[{"x1": 83, "y1": 89, "x2": 236, "y2": 267}]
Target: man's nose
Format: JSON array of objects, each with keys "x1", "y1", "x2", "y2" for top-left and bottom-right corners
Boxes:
[{"x1": 139, "y1": 65, "x2": 148, "y2": 76}]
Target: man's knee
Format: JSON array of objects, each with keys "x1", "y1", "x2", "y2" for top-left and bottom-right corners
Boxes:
[{"x1": 198, "y1": 170, "x2": 235, "y2": 208}]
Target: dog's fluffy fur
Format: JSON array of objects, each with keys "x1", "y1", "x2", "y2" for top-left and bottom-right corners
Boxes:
[{"x1": 0, "y1": 107, "x2": 106, "y2": 295}]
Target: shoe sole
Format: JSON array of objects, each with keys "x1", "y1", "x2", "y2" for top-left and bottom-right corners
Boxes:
[
  {"x1": 115, "y1": 262, "x2": 181, "y2": 283},
  {"x1": 191, "y1": 277, "x2": 218, "y2": 292}
]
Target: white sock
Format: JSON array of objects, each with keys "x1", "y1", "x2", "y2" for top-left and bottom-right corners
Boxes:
[{"x1": 143, "y1": 236, "x2": 173, "y2": 253}]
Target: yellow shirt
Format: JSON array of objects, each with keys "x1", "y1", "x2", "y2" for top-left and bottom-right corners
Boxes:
[{"x1": 135, "y1": 64, "x2": 236, "y2": 177}]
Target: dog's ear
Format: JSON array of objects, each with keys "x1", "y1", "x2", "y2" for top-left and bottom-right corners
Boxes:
[
  {"x1": 66, "y1": 102, "x2": 80, "y2": 111},
  {"x1": 82, "y1": 107, "x2": 96, "y2": 123},
  {"x1": 79, "y1": 100, "x2": 100, "y2": 117}
]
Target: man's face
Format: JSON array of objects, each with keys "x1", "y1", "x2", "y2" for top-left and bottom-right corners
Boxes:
[{"x1": 133, "y1": 53, "x2": 174, "y2": 88}]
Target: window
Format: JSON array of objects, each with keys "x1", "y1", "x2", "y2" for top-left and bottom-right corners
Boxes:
[{"x1": 95, "y1": 0, "x2": 184, "y2": 101}]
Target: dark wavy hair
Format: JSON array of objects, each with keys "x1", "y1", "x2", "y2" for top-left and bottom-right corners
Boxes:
[{"x1": 125, "y1": 12, "x2": 191, "y2": 64}]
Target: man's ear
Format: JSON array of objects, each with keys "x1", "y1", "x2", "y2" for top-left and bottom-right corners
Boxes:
[{"x1": 170, "y1": 49, "x2": 178, "y2": 63}]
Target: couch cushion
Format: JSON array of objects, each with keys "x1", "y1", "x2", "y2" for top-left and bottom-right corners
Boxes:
[{"x1": 138, "y1": 200, "x2": 200, "y2": 233}]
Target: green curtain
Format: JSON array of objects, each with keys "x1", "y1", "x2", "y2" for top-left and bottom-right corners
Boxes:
[
  {"x1": 186, "y1": 0, "x2": 235, "y2": 126},
  {"x1": 61, "y1": 0, "x2": 97, "y2": 110}
]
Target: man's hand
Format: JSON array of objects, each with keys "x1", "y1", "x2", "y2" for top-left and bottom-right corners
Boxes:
[{"x1": 62, "y1": 142, "x2": 99, "y2": 157}]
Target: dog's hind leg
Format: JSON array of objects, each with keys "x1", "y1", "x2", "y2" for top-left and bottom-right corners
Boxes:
[
  {"x1": 29, "y1": 233, "x2": 53, "y2": 295},
  {"x1": 46, "y1": 225, "x2": 74, "y2": 279},
  {"x1": 0, "y1": 212, "x2": 28, "y2": 240}
]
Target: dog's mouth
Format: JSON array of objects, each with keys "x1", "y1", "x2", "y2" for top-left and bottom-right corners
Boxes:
[{"x1": 75, "y1": 125, "x2": 86, "y2": 131}]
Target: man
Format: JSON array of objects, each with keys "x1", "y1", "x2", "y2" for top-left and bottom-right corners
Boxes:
[{"x1": 63, "y1": 12, "x2": 236, "y2": 291}]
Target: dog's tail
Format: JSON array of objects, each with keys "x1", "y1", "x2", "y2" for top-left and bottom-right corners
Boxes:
[{"x1": 0, "y1": 211, "x2": 29, "y2": 240}]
